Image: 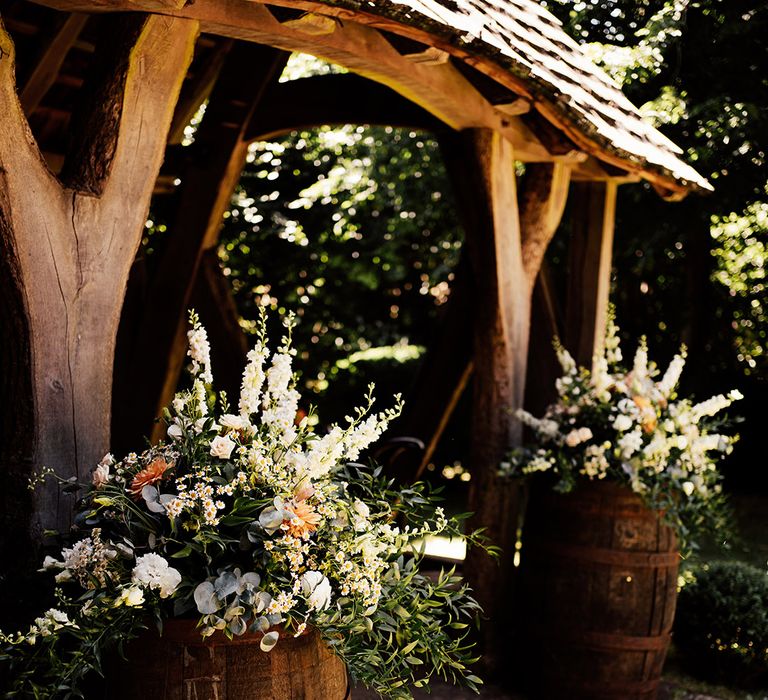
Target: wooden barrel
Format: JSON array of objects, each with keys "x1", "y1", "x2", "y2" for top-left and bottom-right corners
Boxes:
[
  {"x1": 104, "y1": 621, "x2": 349, "y2": 700},
  {"x1": 517, "y1": 480, "x2": 679, "y2": 700}
]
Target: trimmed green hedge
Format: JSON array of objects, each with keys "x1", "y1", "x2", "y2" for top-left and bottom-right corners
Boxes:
[{"x1": 675, "y1": 561, "x2": 768, "y2": 688}]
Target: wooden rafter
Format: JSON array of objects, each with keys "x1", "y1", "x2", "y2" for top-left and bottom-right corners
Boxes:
[
  {"x1": 19, "y1": 12, "x2": 87, "y2": 113},
  {"x1": 167, "y1": 37, "x2": 234, "y2": 145},
  {"x1": 27, "y1": 0, "x2": 554, "y2": 162}
]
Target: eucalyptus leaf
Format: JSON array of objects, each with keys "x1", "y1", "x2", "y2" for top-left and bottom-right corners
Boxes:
[
  {"x1": 194, "y1": 582, "x2": 220, "y2": 615},
  {"x1": 260, "y1": 630, "x2": 279, "y2": 652}
]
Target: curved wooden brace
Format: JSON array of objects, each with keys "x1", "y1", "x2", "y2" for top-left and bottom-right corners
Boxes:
[{"x1": 245, "y1": 72, "x2": 444, "y2": 141}]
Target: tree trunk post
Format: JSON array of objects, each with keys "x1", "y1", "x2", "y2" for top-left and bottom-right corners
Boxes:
[{"x1": 0, "y1": 15, "x2": 198, "y2": 547}]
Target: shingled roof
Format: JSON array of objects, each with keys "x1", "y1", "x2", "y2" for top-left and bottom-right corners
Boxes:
[{"x1": 308, "y1": 0, "x2": 710, "y2": 194}]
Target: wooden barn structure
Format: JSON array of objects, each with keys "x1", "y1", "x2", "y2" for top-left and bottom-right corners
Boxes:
[{"x1": 0, "y1": 0, "x2": 708, "y2": 665}]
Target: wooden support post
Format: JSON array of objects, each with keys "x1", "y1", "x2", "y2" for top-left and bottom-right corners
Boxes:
[
  {"x1": 0, "y1": 14, "x2": 198, "y2": 548},
  {"x1": 113, "y1": 42, "x2": 289, "y2": 451},
  {"x1": 564, "y1": 181, "x2": 617, "y2": 366},
  {"x1": 19, "y1": 12, "x2": 88, "y2": 113},
  {"x1": 440, "y1": 135, "x2": 571, "y2": 669}
]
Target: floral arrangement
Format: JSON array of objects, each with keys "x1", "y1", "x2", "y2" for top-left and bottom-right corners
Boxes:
[
  {"x1": 499, "y1": 318, "x2": 742, "y2": 549},
  {"x1": 1, "y1": 311, "x2": 486, "y2": 699}
]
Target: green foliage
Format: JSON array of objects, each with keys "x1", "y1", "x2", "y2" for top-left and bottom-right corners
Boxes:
[
  {"x1": 218, "y1": 121, "x2": 461, "y2": 419},
  {"x1": 711, "y1": 201, "x2": 768, "y2": 375},
  {"x1": 675, "y1": 561, "x2": 768, "y2": 688},
  {"x1": 544, "y1": 1, "x2": 768, "y2": 387},
  {"x1": 0, "y1": 315, "x2": 489, "y2": 699}
]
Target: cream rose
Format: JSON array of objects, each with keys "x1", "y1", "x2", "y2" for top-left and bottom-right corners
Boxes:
[{"x1": 210, "y1": 435, "x2": 236, "y2": 459}]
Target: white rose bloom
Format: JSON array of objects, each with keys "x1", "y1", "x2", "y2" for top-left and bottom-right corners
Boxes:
[
  {"x1": 613, "y1": 414, "x2": 633, "y2": 432},
  {"x1": 300, "y1": 571, "x2": 332, "y2": 611},
  {"x1": 132, "y1": 553, "x2": 182, "y2": 598},
  {"x1": 210, "y1": 435, "x2": 236, "y2": 460},
  {"x1": 92, "y1": 462, "x2": 110, "y2": 489},
  {"x1": 682, "y1": 481, "x2": 695, "y2": 497}
]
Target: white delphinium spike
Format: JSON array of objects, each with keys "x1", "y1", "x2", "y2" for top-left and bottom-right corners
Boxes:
[
  {"x1": 239, "y1": 343, "x2": 269, "y2": 417},
  {"x1": 604, "y1": 310, "x2": 623, "y2": 366},
  {"x1": 342, "y1": 397, "x2": 402, "y2": 461},
  {"x1": 239, "y1": 307, "x2": 270, "y2": 417},
  {"x1": 590, "y1": 353, "x2": 613, "y2": 399},
  {"x1": 690, "y1": 390, "x2": 742, "y2": 423},
  {"x1": 553, "y1": 339, "x2": 577, "y2": 375},
  {"x1": 192, "y1": 378, "x2": 208, "y2": 418},
  {"x1": 187, "y1": 311, "x2": 213, "y2": 385},
  {"x1": 515, "y1": 408, "x2": 559, "y2": 439},
  {"x1": 657, "y1": 346, "x2": 687, "y2": 398},
  {"x1": 632, "y1": 337, "x2": 649, "y2": 382}
]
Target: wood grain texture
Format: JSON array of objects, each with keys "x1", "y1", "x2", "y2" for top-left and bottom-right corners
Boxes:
[
  {"x1": 104, "y1": 622, "x2": 349, "y2": 700},
  {"x1": 440, "y1": 129, "x2": 527, "y2": 669},
  {"x1": 564, "y1": 180, "x2": 618, "y2": 367},
  {"x1": 0, "y1": 14, "x2": 198, "y2": 538},
  {"x1": 517, "y1": 480, "x2": 679, "y2": 699}
]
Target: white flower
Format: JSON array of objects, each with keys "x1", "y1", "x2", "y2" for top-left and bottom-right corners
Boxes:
[
  {"x1": 34, "y1": 609, "x2": 75, "y2": 637},
  {"x1": 187, "y1": 320, "x2": 213, "y2": 384},
  {"x1": 239, "y1": 344, "x2": 269, "y2": 417},
  {"x1": 42, "y1": 556, "x2": 61, "y2": 571},
  {"x1": 564, "y1": 427, "x2": 593, "y2": 447},
  {"x1": 117, "y1": 586, "x2": 146, "y2": 607},
  {"x1": 92, "y1": 463, "x2": 110, "y2": 489},
  {"x1": 632, "y1": 339, "x2": 649, "y2": 381},
  {"x1": 617, "y1": 429, "x2": 643, "y2": 459},
  {"x1": 210, "y1": 435, "x2": 236, "y2": 460},
  {"x1": 167, "y1": 421, "x2": 183, "y2": 440},
  {"x1": 613, "y1": 414, "x2": 633, "y2": 432},
  {"x1": 300, "y1": 571, "x2": 332, "y2": 611},
  {"x1": 682, "y1": 481, "x2": 695, "y2": 497},
  {"x1": 131, "y1": 553, "x2": 182, "y2": 598},
  {"x1": 220, "y1": 414, "x2": 251, "y2": 432},
  {"x1": 690, "y1": 394, "x2": 734, "y2": 422},
  {"x1": 657, "y1": 351, "x2": 686, "y2": 398}
]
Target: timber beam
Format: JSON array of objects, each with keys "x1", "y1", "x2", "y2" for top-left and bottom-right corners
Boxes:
[
  {"x1": 564, "y1": 180, "x2": 618, "y2": 366},
  {"x1": 19, "y1": 12, "x2": 88, "y2": 113},
  {"x1": 28, "y1": 0, "x2": 554, "y2": 162}
]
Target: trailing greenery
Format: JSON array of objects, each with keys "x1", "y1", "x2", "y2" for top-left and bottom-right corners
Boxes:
[{"x1": 675, "y1": 561, "x2": 768, "y2": 688}]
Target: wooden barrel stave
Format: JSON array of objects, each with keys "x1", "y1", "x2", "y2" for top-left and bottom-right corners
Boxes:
[
  {"x1": 104, "y1": 621, "x2": 349, "y2": 700},
  {"x1": 517, "y1": 480, "x2": 678, "y2": 700}
]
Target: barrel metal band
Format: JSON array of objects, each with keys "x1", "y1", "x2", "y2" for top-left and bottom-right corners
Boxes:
[{"x1": 527, "y1": 540, "x2": 680, "y2": 568}]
